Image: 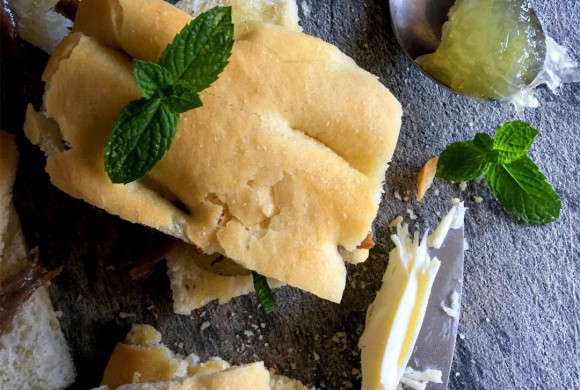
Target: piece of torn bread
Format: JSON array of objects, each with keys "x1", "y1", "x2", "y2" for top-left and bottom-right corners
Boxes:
[
  {"x1": 166, "y1": 241, "x2": 284, "y2": 314},
  {"x1": 0, "y1": 131, "x2": 76, "y2": 389},
  {"x1": 96, "y1": 324, "x2": 313, "y2": 390},
  {"x1": 25, "y1": 0, "x2": 402, "y2": 304},
  {"x1": 8, "y1": 0, "x2": 73, "y2": 54},
  {"x1": 175, "y1": 0, "x2": 301, "y2": 37}
]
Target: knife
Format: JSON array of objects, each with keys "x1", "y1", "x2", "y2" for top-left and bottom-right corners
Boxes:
[{"x1": 407, "y1": 225, "x2": 465, "y2": 389}]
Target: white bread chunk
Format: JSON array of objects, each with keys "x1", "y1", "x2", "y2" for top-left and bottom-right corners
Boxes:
[
  {"x1": 175, "y1": 0, "x2": 301, "y2": 37},
  {"x1": 26, "y1": 0, "x2": 402, "y2": 303},
  {"x1": 98, "y1": 324, "x2": 313, "y2": 390},
  {"x1": 0, "y1": 288, "x2": 76, "y2": 390},
  {"x1": 8, "y1": 0, "x2": 72, "y2": 54},
  {"x1": 166, "y1": 241, "x2": 283, "y2": 314},
  {"x1": 0, "y1": 131, "x2": 75, "y2": 389}
]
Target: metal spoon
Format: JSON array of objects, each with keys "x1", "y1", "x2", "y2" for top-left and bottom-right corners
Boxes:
[{"x1": 389, "y1": 0, "x2": 546, "y2": 99}]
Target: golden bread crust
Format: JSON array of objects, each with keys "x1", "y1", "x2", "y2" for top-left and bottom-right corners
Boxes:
[
  {"x1": 101, "y1": 324, "x2": 309, "y2": 390},
  {"x1": 27, "y1": 0, "x2": 402, "y2": 302}
]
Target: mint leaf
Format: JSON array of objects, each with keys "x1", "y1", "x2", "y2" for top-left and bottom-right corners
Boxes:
[
  {"x1": 474, "y1": 133, "x2": 493, "y2": 149},
  {"x1": 158, "y1": 6, "x2": 234, "y2": 91},
  {"x1": 434, "y1": 122, "x2": 560, "y2": 224},
  {"x1": 436, "y1": 135, "x2": 498, "y2": 181},
  {"x1": 252, "y1": 271, "x2": 276, "y2": 314},
  {"x1": 493, "y1": 121, "x2": 539, "y2": 164},
  {"x1": 165, "y1": 84, "x2": 203, "y2": 113},
  {"x1": 105, "y1": 98, "x2": 179, "y2": 184},
  {"x1": 133, "y1": 60, "x2": 172, "y2": 99},
  {"x1": 485, "y1": 156, "x2": 561, "y2": 225},
  {"x1": 104, "y1": 7, "x2": 234, "y2": 183}
]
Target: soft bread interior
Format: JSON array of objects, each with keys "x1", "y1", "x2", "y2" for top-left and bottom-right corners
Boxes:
[
  {"x1": 166, "y1": 241, "x2": 284, "y2": 314},
  {"x1": 26, "y1": 0, "x2": 402, "y2": 303},
  {"x1": 0, "y1": 131, "x2": 76, "y2": 389},
  {"x1": 99, "y1": 324, "x2": 313, "y2": 390}
]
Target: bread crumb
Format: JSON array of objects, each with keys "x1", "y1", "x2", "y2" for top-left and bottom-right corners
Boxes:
[
  {"x1": 301, "y1": 0, "x2": 311, "y2": 17},
  {"x1": 200, "y1": 321, "x2": 210, "y2": 331},
  {"x1": 473, "y1": 196, "x2": 483, "y2": 203},
  {"x1": 132, "y1": 371, "x2": 142, "y2": 383},
  {"x1": 389, "y1": 215, "x2": 404, "y2": 228},
  {"x1": 244, "y1": 330, "x2": 254, "y2": 338},
  {"x1": 106, "y1": 264, "x2": 116, "y2": 271},
  {"x1": 313, "y1": 351, "x2": 320, "y2": 361},
  {"x1": 463, "y1": 239, "x2": 469, "y2": 251},
  {"x1": 54, "y1": 310, "x2": 63, "y2": 318},
  {"x1": 434, "y1": 189, "x2": 440, "y2": 196},
  {"x1": 407, "y1": 208, "x2": 417, "y2": 220},
  {"x1": 441, "y1": 290, "x2": 460, "y2": 318},
  {"x1": 459, "y1": 333, "x2": 466, "y2": 340},
  {"x1": 119, "y1": 312, "x2": 135, "y2": 319},
  {"x1": 417, "y1": 157, "x2": 438, "y2": 201},
  {"x1": 146, "y1": 305, "x2": 155, "y2": 310},
  {"x1": 288, "y1": 348, "x2": 294, "y2": 353},
  {"x1": 394, "y1": 191, "x2": 402, "y2": 200},
  {"x1": 76, "y1": 294, "x2": 83, "y2": 302},
  {"x1": 459, "y1": 181, "x2": 467, "y2": 191},
  {"x1": 451, "y1": 198, "x2": 461, "y2": 205}
]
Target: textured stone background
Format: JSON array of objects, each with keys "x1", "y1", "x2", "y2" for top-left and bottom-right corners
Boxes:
[{"x1": 1, "y1": 0, "x2": 578, "y2": 389}]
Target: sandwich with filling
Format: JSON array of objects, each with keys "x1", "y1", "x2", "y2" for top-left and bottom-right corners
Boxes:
[{"x1": 24, "y1": 0, "x2": 402, "y2": 310}]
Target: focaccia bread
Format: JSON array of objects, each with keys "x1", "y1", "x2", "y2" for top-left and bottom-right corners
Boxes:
[
  {"x1": 97, "y1": 324, "x2": 313, "y2": 390},
  {"x1": 25, "y1": 0, "x2": 402, "y2": 303}
]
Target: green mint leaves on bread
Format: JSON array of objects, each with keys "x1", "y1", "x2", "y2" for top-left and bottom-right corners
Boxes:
[
  {"x1": 104, "y1": 6, "x2": 234, "y2": 184},
  {"x1": 436, "y1": 121, "x2": 561, "y2": 225}
]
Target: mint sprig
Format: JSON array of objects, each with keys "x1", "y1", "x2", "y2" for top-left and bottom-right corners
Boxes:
[
  {"x1": 436, "y1": 121, "x2": 561, "y2": 225},
  {"x1": 104, "y1": 7, "x2": 234, "y2": 184},
  {"x1": 252, "y1": 272, "x2": 276, "y2": 314}
]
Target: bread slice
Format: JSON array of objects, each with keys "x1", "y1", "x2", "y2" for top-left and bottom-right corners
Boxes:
[
  {"x1": 98, "y1": 324, "x2": 313, "y2": 390},
  {"x1": 0, "y1": 131, "x2": 76, "y2": 389},
  {"x1": 25, "y1": 0, "x2": 401, "y2": 304}
]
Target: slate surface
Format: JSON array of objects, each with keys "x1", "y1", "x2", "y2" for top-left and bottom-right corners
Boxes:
[{"x1": 1, "y1": 0, "x2": 579, "y2": 389}]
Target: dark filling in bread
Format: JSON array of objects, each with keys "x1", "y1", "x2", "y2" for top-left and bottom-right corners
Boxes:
[{"x1": 0, "y1": 259, "x2": 62, "y2": 336}]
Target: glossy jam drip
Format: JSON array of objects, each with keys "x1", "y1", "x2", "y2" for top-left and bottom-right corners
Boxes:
[{"x1": 416, "y1": 0, "x2": 546, "y2": 99}]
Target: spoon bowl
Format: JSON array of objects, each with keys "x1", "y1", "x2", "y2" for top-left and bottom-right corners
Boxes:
[
  {"x1": 389, "y1": 0, "x2": 546, "y2": 99},
  {"x1": 389, "y1": 0, "x2": 455, "y2": 60}
]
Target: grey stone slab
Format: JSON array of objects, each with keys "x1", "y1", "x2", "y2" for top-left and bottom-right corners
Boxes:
[{"x1": 1, "y1": 0, "x2": 578, "y2": 389}]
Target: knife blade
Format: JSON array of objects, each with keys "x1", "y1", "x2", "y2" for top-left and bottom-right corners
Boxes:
[{"x1": 407, "y1": 225, "x2": 465, "y2": 389}]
